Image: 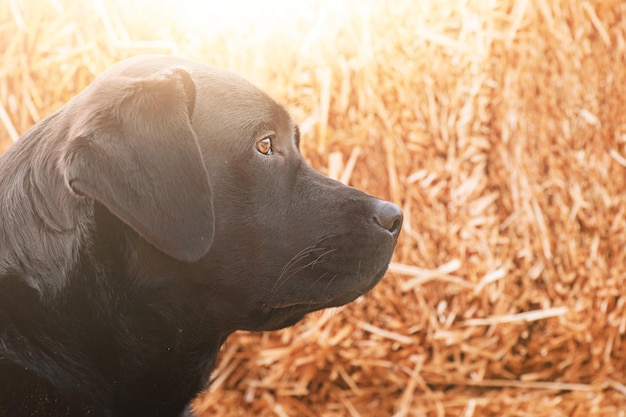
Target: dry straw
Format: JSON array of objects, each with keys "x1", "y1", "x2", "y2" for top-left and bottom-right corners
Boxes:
[{"x1": 2, "y1": 0, "x2": 626, "y2": 415}]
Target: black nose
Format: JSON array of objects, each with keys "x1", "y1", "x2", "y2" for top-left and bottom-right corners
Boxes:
[{"x1": 372, "y1": 200, "x2": 403, "y2": 237}]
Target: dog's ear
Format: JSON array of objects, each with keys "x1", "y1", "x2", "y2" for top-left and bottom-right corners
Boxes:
[{"x1": 62, "y1": 68, "x2": 214, "y2": 262}]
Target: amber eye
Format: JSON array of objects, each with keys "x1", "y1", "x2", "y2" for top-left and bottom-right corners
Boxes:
[{"x1": 256, "y1": 137, "x2": 273, "y2": 155}]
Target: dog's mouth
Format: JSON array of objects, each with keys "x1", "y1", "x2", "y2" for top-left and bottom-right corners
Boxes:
[
  {"x1": 253, "y1": 290, "x2": 369, "y2": 331},
  {"x1": 263, "y1": 293, "x2": 355, "y2": 311},
  {"x1": 252, "y1": 301, "x2": 329, "y2": 331},
  {"x1": 260, "y1": 296, "x2": 339, "y2": 314},
  {"x1": 251, "y1": 265, "x2": 388, "y2": 331},
  {"x1": 266, "y1": 267, "x2": 384, "y2": 309},
  {"x1": 266, "y1": 301, "x2": 323, "y2": 310}
]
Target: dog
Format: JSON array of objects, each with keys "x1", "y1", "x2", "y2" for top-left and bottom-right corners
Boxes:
[{"x1": 0, "y1": 55, "x2": 402, "y2": 417}]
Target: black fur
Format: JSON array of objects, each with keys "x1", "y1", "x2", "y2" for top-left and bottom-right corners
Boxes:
[{"x1": 0, "y1": 56, "x2": 402, "y2": 417}]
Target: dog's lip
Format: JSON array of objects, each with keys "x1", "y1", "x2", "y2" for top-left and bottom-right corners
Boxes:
[
  {"x1": 259, "y1": 294, "x2": 352, "y2": 314},
  {"x1": 262, "y1": 300, "x2": 327, "y2": 310},
  {"x1": 262, "y1": 291, "x2": 362, "y2": 312}
]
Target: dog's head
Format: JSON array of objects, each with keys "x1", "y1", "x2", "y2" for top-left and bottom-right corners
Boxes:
[{"x1": 60, "y1": 56, "x2": 402, "y2": 331}]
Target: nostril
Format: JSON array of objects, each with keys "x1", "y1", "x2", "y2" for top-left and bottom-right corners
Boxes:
[
  {"x1": 388, "y1": 217, "x2": 402, "y2": 236},
  {"x1": 373, "y1": 201, "x2": 403, "y2": 236}
]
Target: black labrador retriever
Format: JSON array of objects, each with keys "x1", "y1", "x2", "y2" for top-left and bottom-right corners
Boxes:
[{"x1": 0, "y1": 55, "x2": 402, "y2": 417}]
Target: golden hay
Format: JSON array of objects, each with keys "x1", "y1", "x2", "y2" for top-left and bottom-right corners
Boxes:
[{"x1": 2, "y1": 0, "x2": 626, "y2": 415}]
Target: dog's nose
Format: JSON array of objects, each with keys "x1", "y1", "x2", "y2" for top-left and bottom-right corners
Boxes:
[{"x1": 373, "y1": 200, "x2": 403, "y2": 237}]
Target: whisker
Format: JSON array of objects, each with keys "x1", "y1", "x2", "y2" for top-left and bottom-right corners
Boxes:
[
  {"x1": 269, "y1": 236, "x2": 338, "y2": 300},
  {"x1": 270, "y1": 246, "x2": 326, "y2": 297},
  {"x1": 311, "y1": 248, "x2": 337, "y2": 268},
  {"x1": 280, "y1": 248, "x2": 336, "y2": 284},
  {"x1": 321, "y1": 274, "x2": 338, "y2": 301},
  {"x1": 279, "y1": 246, "x2": 325, "y2": 278},
  {"x1": 309, "y1": 272, "x2": 329, "y2": 290},
  {"x1": 271, "y1": 247, "x2": 338, "y2": 298}
]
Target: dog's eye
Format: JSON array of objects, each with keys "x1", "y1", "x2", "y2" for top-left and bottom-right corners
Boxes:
[{"x1": 256, "y1": 137, "x2": 273, "y2": 155}]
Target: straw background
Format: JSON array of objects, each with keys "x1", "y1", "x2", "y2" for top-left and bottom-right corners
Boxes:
[{"x1": 2, "y1": 0, "x2": 626, "y2": 415}]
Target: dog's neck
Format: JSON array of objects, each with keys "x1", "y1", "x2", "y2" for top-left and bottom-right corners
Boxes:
[{"x1": 0, "y1": 113, "x2": 90, "y2": 296}]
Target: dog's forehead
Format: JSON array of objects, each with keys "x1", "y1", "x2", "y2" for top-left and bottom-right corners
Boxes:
[
  {"x1": 194, "y1": 69, "x2": 275, "y2": 116},
  {"x1": 191, "y1": 68, "x2": 294, "y2": 141}
]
